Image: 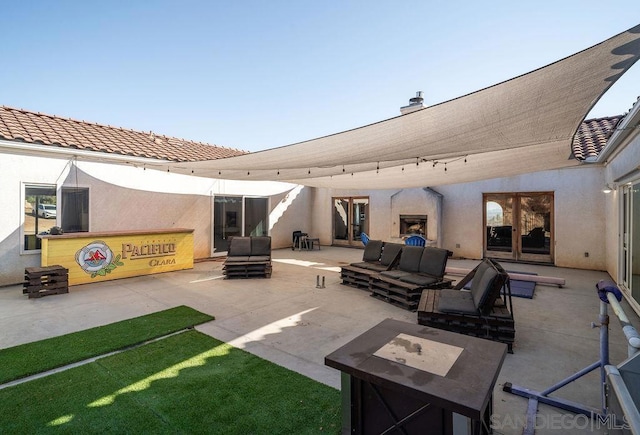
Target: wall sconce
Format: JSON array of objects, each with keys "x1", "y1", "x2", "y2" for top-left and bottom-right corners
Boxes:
[{"x1": 602, "y1": 184, "x2": 613, "y2": 193}]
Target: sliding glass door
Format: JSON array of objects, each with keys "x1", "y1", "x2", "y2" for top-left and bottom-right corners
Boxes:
[
  {"x1": 214, "y1": 196, "x2": 268, "y2": 253},
  {"x1": 621, "y1": 183, "x2": 640, "y2": 306}
]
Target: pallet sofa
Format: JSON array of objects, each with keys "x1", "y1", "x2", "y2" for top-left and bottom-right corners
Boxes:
[
  {"x1": 223, "y1": 236, "x2": 272, "y2": 279},
  {"x1": 417, "y1": 258, "x2": 515, "y2": 352},
  {"x1": 340, "y1": 240, "x2": 452, "y2": 310},
  {"x1": 340, "y1": 240, "x2": 403, "y2": 289}
]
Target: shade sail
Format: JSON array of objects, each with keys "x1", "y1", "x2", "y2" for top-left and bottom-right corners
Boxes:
[{"x1": 164, "y1": 24, "x2": 640, "y2": 189}]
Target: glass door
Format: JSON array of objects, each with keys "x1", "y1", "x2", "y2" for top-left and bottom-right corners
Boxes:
[
  {"x1": 245, "y1": 197, "x2": 268, "y2": 237},
  {"x1": 484, "y1": 192, "x2": 553, "y2": 263},
  {"x1": 622, "y1": 183, "x2": 640, "y2": 305},
  {"x1": 333, "y1": 197, "x2": 369, "y2": 246}
]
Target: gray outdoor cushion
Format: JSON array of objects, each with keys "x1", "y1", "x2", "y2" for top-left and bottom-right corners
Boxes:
[
  {"x1": 362, "y1": 240, "x2": 384, "y2": 262},
  {"x1": 397, "y1": 246, "x2": 423, "y2": 272},
  {"x1": 380, "y1": 270, "x2": 412, "y2": 279},
  {"x1": 437, "y1": 289, "x2": 478, "y2": 314},
  {"x1": 248, "y1": 255, "x2": 270, "y2": 262},
  {"x1": 380, "y1": 243, "x2": 403, "y2": 267},
  {"x1": 471, "y1": 262, "x2": 499, "y2": 311},
  {"x1": 418, "y1": 247, "x2": 449, "y2": 278},
  {"x1": 360, "y1": 263, "x2": 388, "y2": 272},
  {"x1": 225, "y1": 256, "x2": 251, "y2": 262},
  {"x1": 399, "y1": 274, "x2": 439, "y2": 286},
  {"x1": 251, "y1": 236, "x2": 271, "y2": 256},
  {"x1": 228, "y1": 237, "x2": 252, "y2": 256}
]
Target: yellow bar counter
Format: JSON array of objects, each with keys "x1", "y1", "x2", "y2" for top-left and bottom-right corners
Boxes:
[{"x1": 39, "y1": 228, "x2": 194, "y2": 286}]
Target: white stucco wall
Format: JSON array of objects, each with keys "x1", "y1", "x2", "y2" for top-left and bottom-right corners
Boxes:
[
  {"x1": 307, "y1": 165, "x2": 607, "y2": 270},
  {"x1": 0, "y1": 152, "x2": 307, "y2": 286},
  {"x1": 435, "y1": 166, "x2": 606, "y2": 269}
]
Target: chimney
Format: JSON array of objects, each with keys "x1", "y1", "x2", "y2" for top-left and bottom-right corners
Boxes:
[{"x1": 400, "y1": 91, "x2": 425, "y2": 115}]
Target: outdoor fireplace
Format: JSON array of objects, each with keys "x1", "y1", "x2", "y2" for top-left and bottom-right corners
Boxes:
[{"x1": 399, "y1": 215, "x2": 427, "y2": 237}]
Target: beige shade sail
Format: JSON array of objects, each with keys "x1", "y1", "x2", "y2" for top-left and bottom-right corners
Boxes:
[{"x1": 162, "y1": 24, "x2": 640, "y2": 189}]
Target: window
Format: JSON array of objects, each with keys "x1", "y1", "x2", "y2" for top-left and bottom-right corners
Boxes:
[
  {"x1": 61, "y1": 187, "x2": 89, "y2": 233},
  {"x1": 23, "y1": 184, "x2": 57, "y2": 251}
]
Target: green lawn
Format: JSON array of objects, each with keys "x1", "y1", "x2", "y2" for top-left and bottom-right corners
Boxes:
[
  {"x1": 0, "y1": 330, "x2": 341, "y2": 434},
  {"x1": 0, "y1": 305, "x2": 214, "y2": 384}
]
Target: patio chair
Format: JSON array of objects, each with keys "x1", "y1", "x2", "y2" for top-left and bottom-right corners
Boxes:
[
  {"x1": 291, "y1": 230, "x2": 308, "y2": 251},
  {"x1": 417, "y1": 258, "x2": 515, "y2": 352},
  {"x1": 404, "y1": 234, "x2": 426, "y2": 246},
  {"x1": 223, "y1": 236, "x2": 272, "y2": 279}
]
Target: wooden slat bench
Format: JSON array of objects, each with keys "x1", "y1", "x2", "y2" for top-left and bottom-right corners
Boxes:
[{"x1": 24, "y1": 265, "x2": 69, "y2": 299}]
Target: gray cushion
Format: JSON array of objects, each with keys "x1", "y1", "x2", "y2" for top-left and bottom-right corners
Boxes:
[
  {"x1": 397, "y1": 246, "x2": 423, "y2": 272},
  {"x1": 251, "y1": 237, "x2": 271, "y2": 256},
  {"x1": 225, "y1": 256, "x2": 250, "y2": 262},
  {"x1": 471, "y1": 262, "x2": 500, "y2": 312},
  {"x1": 380, "y1": 243, "x2": 403, "y2": 266},
  {"x1": 228, "y1": 237, "x2": 251, "y2": 256},
  {"x1": 248, "y1": 255, "x2": 270, "y2": 262},
  {"x1": 418, "y1": 247, "x2": 449, "y2": 278},
  {"x1": 360, "y1": 263, "x2": 388, "y2": 272},
  {"x1": 399, "y1": 274, "x2": 439, "y2": 286},
  {"x1": 380, "y1": 270, "x2": 412, "y2": 279},
  {"x1": 437, "y1": 289, "x2": 477, "y2": 314},
  {"x1": 362, "y1": 240, "x2": 383, "y2": 262}
]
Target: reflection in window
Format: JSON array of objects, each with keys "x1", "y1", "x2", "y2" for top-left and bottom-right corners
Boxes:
[
  {"x1": 24, "y1": 185, "x2": 57, "y2": 251},
  {"x1": 62, "y1": 187, "x2": 89, "y2": 233}
]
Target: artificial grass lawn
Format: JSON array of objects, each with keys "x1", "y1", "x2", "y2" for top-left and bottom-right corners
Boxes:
[
  {"x1": 0, "y1": 330, "x2": 341, "y2": 434},
  {"x1": 0, "y1": 305, "x2": 214, "y2": 384}
]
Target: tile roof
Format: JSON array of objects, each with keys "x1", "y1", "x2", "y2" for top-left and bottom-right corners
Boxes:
[
  {"x1": 0, "y1": 106, "x2": 247, "y2": 162},
  {"x1": 571, "y1": 115, "x2": 623, "y2": 161}
]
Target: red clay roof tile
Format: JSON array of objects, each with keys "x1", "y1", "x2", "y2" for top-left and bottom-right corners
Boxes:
[
  {"x1": 571, "y1": 116, "x2": 622, "y2": 161},
  {"x1": 0, "y1": 106, "x2": 247, "y2": 162}
]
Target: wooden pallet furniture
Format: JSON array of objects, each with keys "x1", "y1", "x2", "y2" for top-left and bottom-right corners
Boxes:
[
  {"x1": 417, "y1": 258, "x2": 515, "y2": 352},
  {"x1": 24, "y1": 265, "x2": 69, "y2": 298},
  {"x1": 371, "y1": 246, "x2": 452, "y2": 310},
  {"x1": 340, "y1": 241, "x2": 402, "y2": 290},
  {"x1": 223, "y1": 236, "x2": 272, "y2": 279}
]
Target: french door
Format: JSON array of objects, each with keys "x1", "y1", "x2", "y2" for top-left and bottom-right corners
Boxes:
[
  {"x1": 332, "y1": 197, "x2": 369, "y2": 246},
  {"x1": 484, "y1": 192, "x2": 554, "y2": 263}
]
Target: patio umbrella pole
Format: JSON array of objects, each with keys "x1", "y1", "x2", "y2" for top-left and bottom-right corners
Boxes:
[{"x1": 503, "y1": 281, "x2": 639, "y2": 434}]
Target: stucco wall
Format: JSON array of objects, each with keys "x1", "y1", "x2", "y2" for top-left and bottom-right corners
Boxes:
[
  {"x1": 309, "y1": 187, "x2": 442, "y2": 247},
  {"x1": 0, "y1": 153, "x2": 70, "y2": 286},
  {"x1": 435, "y1": 166, "x2": 607, "y2": 269},
  {"x1": 308, "y1": 166, "x2": 607, "y2": 270},
  {"x1": 0, "y1": 153, "x2": 306, "y2": 286}
]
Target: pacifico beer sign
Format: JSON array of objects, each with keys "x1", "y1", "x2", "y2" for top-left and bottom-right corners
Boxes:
[{"x1": 40, "y1": 229, "x2": 194, "y2": 286}]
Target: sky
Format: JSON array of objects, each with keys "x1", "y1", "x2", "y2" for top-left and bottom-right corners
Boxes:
[{"x1": 2, "y1": 1, "x2": 640, "y2": 152}]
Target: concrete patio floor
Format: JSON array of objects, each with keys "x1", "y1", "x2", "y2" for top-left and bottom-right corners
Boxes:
[{"x1": 1, "y1": 246, "x2": 639, "y2": 434}]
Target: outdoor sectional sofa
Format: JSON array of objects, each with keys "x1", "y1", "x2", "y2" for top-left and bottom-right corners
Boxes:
[
  {"x1": 340, "y1": 241, "x2": 452, "y2": 310},
  {"x1": 417, "y1": 258, "x2": 515, "y2": 352},
  {"x1": 222, "y1": 236, "x2": 272, "y2": 279}
]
